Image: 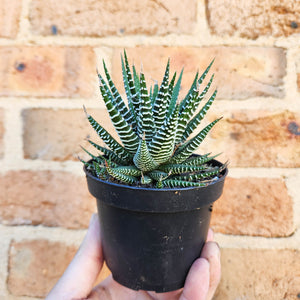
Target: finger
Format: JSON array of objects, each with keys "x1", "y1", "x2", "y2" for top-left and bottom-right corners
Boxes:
[
  {"x1": 46, "y1": 214, "x2": 103, "y2": 300},
  {"x1": 206, "y1": 228, "x2": 214, "y2": 242},
  {"x1": 180, "y1": 258, "x2": 210, "y2": 300},
  {"x1": 89, "y1": 275, "x2": 138, "y2": 300},
  {"x1": 201, "y1": 241, "x2": 221, "y2": 300}
]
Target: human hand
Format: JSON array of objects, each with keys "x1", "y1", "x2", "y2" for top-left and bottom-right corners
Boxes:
[{"x1": 46, "y1": 214, "x2": 221, "y2": 300}]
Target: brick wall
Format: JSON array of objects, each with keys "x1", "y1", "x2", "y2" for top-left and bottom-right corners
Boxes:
[{"x1": 0, "y1": 0, "x2": 299, "y2": 299}]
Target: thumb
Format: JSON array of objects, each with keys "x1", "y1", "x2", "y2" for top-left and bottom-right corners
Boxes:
[
  {"x1": 180, "y1": 258, "x2": 210, "y2": 300},
  {"x1": 46, "y1": 214, "x2": 103, "y2": 300}
]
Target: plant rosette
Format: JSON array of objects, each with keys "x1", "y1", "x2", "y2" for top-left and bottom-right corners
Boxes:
[{"x1": 82, "y1": 51, "x2": 228, "y2": 292}]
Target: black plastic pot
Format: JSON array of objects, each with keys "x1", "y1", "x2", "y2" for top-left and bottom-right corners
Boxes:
[{"x1": 84, "y1": 159, "x2": 227, "y2": 293}]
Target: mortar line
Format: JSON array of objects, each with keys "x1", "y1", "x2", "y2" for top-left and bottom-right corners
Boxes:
[
  {"x1": 0, "y1": 96, "x2": 299, "y2": 111},
  {"x1": 17, "y1": 0, "x2": 32, "y2": 40},
  {"x1": 284, "y1": 48, "x2": 299, "y2": 102},
  {"x1": 3, "y1": 106, "x2": 24, "y2": 162},
  {"x1": 0, "y1": 155, "x2": 299, "y2": 174},
  {"x1": 0, "y1": 32, "x2": 300, "y2": 48},
  {"x1": 0, "y1": 235, "x2": 11, "y2": 299},
  {"x1": 285, "y1": 173, "x2": 300, "y2": 232},
  {"x1": 0, "y1": 223, "x2": 299, "y2": 250},
  {"x1": 215, "y1": 229, "x2": 300, "y2": 250}
]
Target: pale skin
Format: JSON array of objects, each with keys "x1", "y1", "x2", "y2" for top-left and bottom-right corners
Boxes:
[{"x1": 47, "y1": 214, "x2": 221, "y2": 300}]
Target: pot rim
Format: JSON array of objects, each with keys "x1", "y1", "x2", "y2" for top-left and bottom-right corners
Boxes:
[{"x1": 83, "y1": 158, "x2": 228, "y2": 192}]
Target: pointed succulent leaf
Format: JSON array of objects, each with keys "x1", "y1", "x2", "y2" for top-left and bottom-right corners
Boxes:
[
  {"x1": 133, "y1": 138, "x2": 159, "y2": 172},
  {"x1": 156, "y1": 179, "x2": 164, "y2": 189},
  {"x1": 123, "y1": 51, "x2": 140, "y2": 114},
  {"x1": 150, "y1": 82, "x2": 159, "y2": 105},
  {"x1": 169, "y1": 117, "x2": 222, "y2": 164},
  {"x1": 179, "y1": 71, "x2": 198, "y2": 113},
  {"x1": 105, "y1": 161, "x2": 138, "y2": 185},
  {"x1": 113, "y1": 165, "x2": 142, "y2": 177},
  {"x1": 180, "y1": 89, "x2": 217, "y2": 143},
  {"x1": 84, "y1": 108, "x2": 133, "y2": 161},
  {"x1": 87, "y1": 140, "x2": 129, "y2": 165},
  {"x1": 149, "y1": 86, "x2": 153, "y2": 103},
  {"x1": 184, "y1": 153, "x2": 221, "y2": 166},
  {"x1": 147, "y1": 170, "x2": 170, "y2": 181},
  {"x1": 102, "y1": 60, "x2": 135, "y2": 126},
  {"x1": 80, "y1": 145, "x2": 105, "y2": 164},
  {"x1": 171, "y1": 167, "x2": 221, "y2": 181},
  {"x1": 177, "y1": 74, "x2": 215, "y2": 144},
  {"x1": 155, "y1": 172, "x2": 171, "y2": 188},
  {"x1": 137, "y1": 71, "x2": 155, "y2": 141},
  {"x1": 152, "y1": 59, "x2": 170, "y2": 130},
  {"x1": 175, "y1": 84, "x2": 199, "y2": 142},
  {"x1": 93, "y1": 161, "x2": 107, "y2": 179},
  {"x1": 97, "y1": 72, "x2": 115, "y2": 105},
  {"x1": 99, "y1": 84, "x2": 139, "y2": 154},
  {"x1": 141, "y1": 174, "x2": 152, "y2": 185},
  {"x1": 158, "y1": 163, "x2": 207, "y2": 175},
  {"x1": 197, "y1": 58, "x2": 215, "y2": 86},
  {"x1": 178, "y1": 59, "x2": 214, "y2": 114},
  {"x1": 78, "y1": 156, "x2": 93, "y2": 169},
  {"x1": 132, "y1": 65, "x2": 140, "y2": 95},
  {"x1": 164, "y1": 72, "x2": 176, "y2": 111},
  {"x1": 150, "y1": 81, "x2": 159, "y2": 107},
  {"x1": 121, "y1": 55, "x2": 137, "y2": 127},
  {"x1": 168, "y1": 69, "x2": 183, "y2": 117},
  {"x1": 162, "y1": 179, "x2": 207, "y2": 188},
  {"x1": 198, "y1": 73, "x2": 214, "y2": 101},
  {"x1": 148, "y1": 105, "x2": 179, "y2": 164},
  {"x1": 176, "y1": 63, "x2": 216, "y2": 144}
]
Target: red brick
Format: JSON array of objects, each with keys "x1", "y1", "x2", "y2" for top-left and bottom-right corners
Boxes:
[
  {"x1": 215, "y1": 249, "x2": 300, "y2": 300},
  {"x1": 95, "y1": 263, "x2": 111, "y2": 285},
  {"x1": 211, "y1": 177, "x2": 294, "y2": 237},
  {"x1": 111, "y1": 46, "x2": 286, "y2": 100},
  {"x1": 0, "y1": 0, "x2": 21, "y2": 38},
  {"x1": 208, "y1": 110, "x2": 300, "y2": 167},
  {"x1": 0, "y1": 170, "x2": 96, "y2": 228},
  {"x1": 22, "y1": 108, "x2": 115, "y2": 161},
  {"x1": 29, "y1": 0, "x2": 196, "y2": 37},
  {"x1": 0, "y1": 47, "x2": 95, "y2": 97},
  {"x1": 8, "y1": 240, "x2": 78, "y2": 297},
  {"x1": 207, "y1": 0, "x2": 300, "y2": 39},
  {"x1": 0, "y1": 109, "x2": 4, "y2": 158},
  {"x1": 8, "y1": 239, "x2": 111, "y2": 298}
]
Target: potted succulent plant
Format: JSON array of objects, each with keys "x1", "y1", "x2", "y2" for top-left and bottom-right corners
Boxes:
[{"x1": 82, "y1": 51, "x2": 228, "y2": 293}]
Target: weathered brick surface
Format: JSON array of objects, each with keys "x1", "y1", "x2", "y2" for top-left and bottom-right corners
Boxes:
[
  {"x1": 0, "y1": 109, "x2": 4, "y2": 159},
  {"x1": 29, "y1": 0, "x2": 196, "y2": 37},
  {"x1": 22, "y1": 108, "x2": 115, "y2": 161},
  {"x1": 0, "y1": 0, "x2": 21, "y2": 38},
  {"x1": 0, "y1": 47, "x2": 95, "y2": 97},
  {"x1": 211, "y1": 177, "x2": 294, "y2": 237},
  {"x1": 0, "y1": 171, "x2": 96, "y2": 228},
  {"x1": 111, "y1": 47, "x2": 286, "y2": 99},
  {"x1": 207, "y1": 0, "x2": 300, "y2": 39},
  {"x1": 215, "y1": 249, "x2": 300, "y2": 300},
  {"x1": 295, "y1": 51, "x2": 300, "y2": 92},
  {"x1": 8, "y1": 239, "x2": 111, "y2": 298},
  {"x1": 8, "y1": 240, "x2": 78, "y2": 297},
  {"x1": 95, "y1": 263, "x2": 111, "y2": 286},
  {"x1": 208, "y1": 110, "x2": 300, "y2": 167}
]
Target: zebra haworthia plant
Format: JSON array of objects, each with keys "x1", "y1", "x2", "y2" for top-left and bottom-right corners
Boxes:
[{"x1": 81, "y1": 51, "x2": 226, "y2": 189}]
